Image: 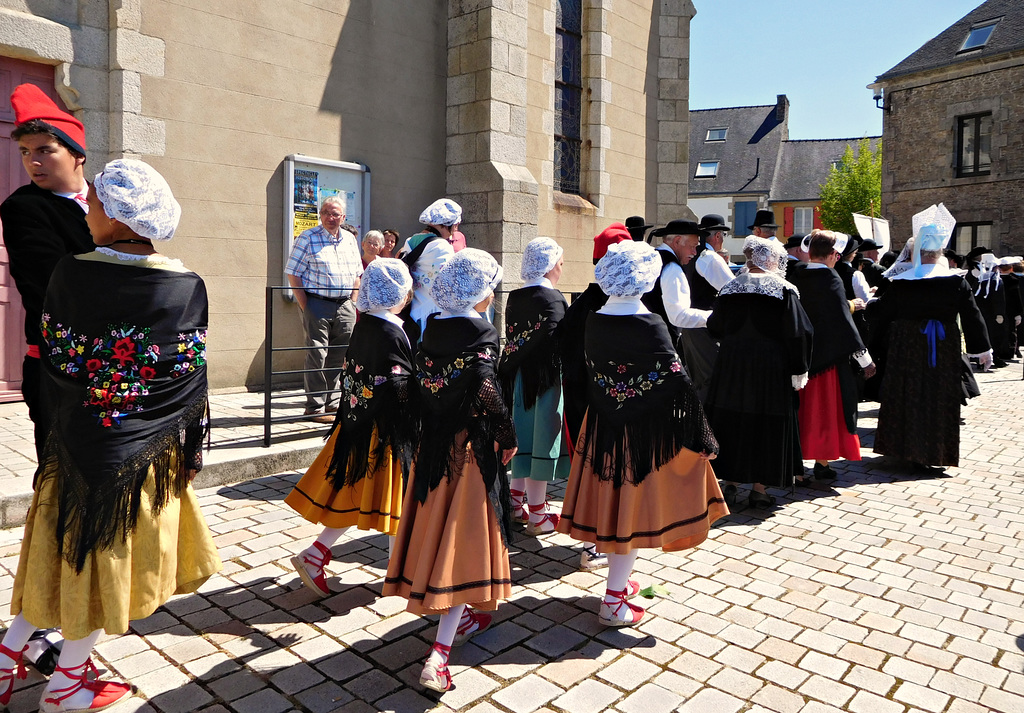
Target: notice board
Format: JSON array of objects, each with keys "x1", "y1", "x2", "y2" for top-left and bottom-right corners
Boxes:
[{"x1": 282, "y1": 154, "x2": 371, "y2": 295}]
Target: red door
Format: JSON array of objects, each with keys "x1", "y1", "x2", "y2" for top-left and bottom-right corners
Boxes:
[{"x1": 0, "y1": 58, "x2": 65, "y2": 402}]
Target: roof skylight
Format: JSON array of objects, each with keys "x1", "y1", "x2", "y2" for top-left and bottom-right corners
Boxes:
[{"x1": 959, "y1": 20, "x2": 999, "y2": 52}]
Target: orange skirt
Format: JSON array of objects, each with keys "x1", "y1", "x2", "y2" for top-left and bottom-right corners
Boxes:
[
  {"x1": 557, "y1": 424, "x2": 728, "y2": 554},
  {"x1": 382, "y1": 441, "x2": 511, "y2": 615},
  {"x1": 284, "y1": 427, "x2": 404, "y2": 536}
]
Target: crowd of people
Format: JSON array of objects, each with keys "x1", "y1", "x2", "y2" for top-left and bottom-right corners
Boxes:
[{"x1": 0, "y1": 79, "x2": 1011, "y2": 707}]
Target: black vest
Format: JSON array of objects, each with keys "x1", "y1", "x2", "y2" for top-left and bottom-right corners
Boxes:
[
  {"x1": 682, "y1": 247, "x2": 720, "y2": 310},
  {"x1": 641, "y1": 248, "x2": 682, "y2": 341}
]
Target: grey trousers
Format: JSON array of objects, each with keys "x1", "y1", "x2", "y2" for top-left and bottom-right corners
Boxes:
[{"x1": 302, "y1": 296, "x2": 356, "y2": 411}]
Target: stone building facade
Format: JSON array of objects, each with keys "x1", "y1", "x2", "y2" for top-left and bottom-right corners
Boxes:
[
  {"x1": 873, "y1": 0, "x2": 1024, "y2": 255},
  {"x1": 0, "y1": 0, "x2": 696, "y2": 390}
]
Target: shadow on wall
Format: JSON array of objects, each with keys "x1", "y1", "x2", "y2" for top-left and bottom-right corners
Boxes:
[
  {"x1": 645, "y1": 0, "x2": 661, "y2": 224},
  {"x1": 320, "y1": 0, "x2": 448, "y2": 236},
  {"x1": 245, "y1": 2, "x2": 449, "y2": 390}
]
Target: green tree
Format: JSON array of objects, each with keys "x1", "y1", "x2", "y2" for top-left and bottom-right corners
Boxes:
[{"x1": 818, "y1": 137, "x2": 882, "y2": 235}]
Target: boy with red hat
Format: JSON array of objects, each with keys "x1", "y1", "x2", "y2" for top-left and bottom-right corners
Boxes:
[{"x1": 0, "y1": 84, "x2": 94, "y2": 462}]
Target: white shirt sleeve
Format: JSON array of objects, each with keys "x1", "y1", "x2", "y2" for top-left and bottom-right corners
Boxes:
[
  {"x1": 660, "y1": 261, "x2": 711, "y2": 329},
  {"x1": 852, "y1": 270, "x2": 872, "y2": 301},
  {"x1": 696, "y1": 249, "x2": 735, "y2": 291}
]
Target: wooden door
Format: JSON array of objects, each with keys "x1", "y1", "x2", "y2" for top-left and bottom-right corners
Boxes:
[{"x1": 0, "y1": 58, "x2": 65, "y2": 401}]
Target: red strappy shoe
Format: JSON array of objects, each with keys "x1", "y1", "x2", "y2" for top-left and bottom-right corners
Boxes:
[
  {"x1": 525, "y1": 503, "x2": 559, "y2": 536},
  {"x1": 39, "y1": 659, "x2": 133, "y2": 712},
  {"x1": 0, "y1": 643, "x2": 27, "y2": 706},
  {"x1": 599, "y1": 587, "x2": 645, "y2": 627},
  {"x1": 419, "y1": 642, "x2": 452, "y2": 692},
  {"x1": 290, "y1": 541, "x2": 332, "y2": 597},
  {"x1": 453, "y1": 607, "x2": 492, "y2": 645},
  {"x1": 509, "y1": 488, "x2": 528, "y2": 524}
]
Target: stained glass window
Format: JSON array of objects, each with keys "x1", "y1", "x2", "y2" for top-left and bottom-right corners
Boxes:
[{"x1": 554, "y1": 0, "x2": 582, "y2": 195}]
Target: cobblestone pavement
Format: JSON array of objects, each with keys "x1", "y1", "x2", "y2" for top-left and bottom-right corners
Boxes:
[{"x1": 0, "y1": 368, "x2": 1022, "y2": 713}]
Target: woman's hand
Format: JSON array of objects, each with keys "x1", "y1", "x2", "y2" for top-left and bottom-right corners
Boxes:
[{"x1": 498, "y1": 444, "x2": 518, "y2": 465}]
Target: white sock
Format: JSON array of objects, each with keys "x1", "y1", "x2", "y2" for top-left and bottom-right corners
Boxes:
[
  {"x1": 509, "y1": 478, "x2": 526, "y2": 499},
  {"x1": 606, "y1": 551, "x2": 639, "y2": 595},
  {"x1": 525, "y1": 480, "x2": 549, "y2": 523},
  {"x1": 314, "y1": 527, "x2": 347, "y2": 550},
  {"x1": 431, "y1": 605, "x2": 466, "y2": 663},
  {"x1": 0, "y1": 614, "x2": 37, "y2": 672},
  {"x1": 44, "y1": 630, "x2": 102, "y2": 710}
]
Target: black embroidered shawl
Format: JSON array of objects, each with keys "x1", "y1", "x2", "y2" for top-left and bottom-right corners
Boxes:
[
  {"x1": 581, "y1": 312, "x2": 718, "y2": 488},
  {"x1": 39, "y1": 255, "x2": 209, "y2": 572},
  {"x1": 414, "y1": 316, "x2": 517, "y2": 544},
  {"x1": 497, "y1": 285, "x2": 566, "y2": 410},
  {"x1": 324, "y1": 315, "x2": 418, "y2": 489}
]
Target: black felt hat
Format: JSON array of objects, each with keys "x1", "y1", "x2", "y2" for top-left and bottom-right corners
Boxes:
[
  {"x1": 624, "y1": 216, "x2": 653, "y2": 242},
  {"x1": 857, "y1": 238, "x2": 883, "y2": 252},
  {"x1": 965, "y1": 246, "x2": 992, "y2": 261},
  {"x1": 783, "y1": 234, "x2": 806, "y2": 250},
  {"x1": 841, "y1": 234, "x2": 862, "y2": 257},
  {"x1": 699, "y1": 214, "x2": 730, "y2": 233},
  {"x1": 650, "y1": 220, "x2": 710, "y2": 239},
  {"x1": 748, "y1": 209, "x2": 778, "y2": 229}
]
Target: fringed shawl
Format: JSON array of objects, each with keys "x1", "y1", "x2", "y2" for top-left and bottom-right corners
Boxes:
[
  {"x1": 497, "y1": 285, "x2": 566, "y2": 409},
  {"x1": 323, "y1": 315, "x2": 418, "y2": 490},
  {"x1": 38, "y1": 255, "x2": 209, "y2": 572},
  {"x1": 414, "y1": 316, "x2": 517, "y2": 544},
  {"x1": 580, "y1": 312, "x2": 718, "y2": 488}
]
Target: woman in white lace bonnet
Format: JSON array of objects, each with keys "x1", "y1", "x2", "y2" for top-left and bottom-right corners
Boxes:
[{"x1": 704, "y1": 237, "x2": 815, "y2": 508}]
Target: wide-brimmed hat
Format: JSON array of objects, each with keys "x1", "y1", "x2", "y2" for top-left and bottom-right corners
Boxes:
[
  {"x1": 857, "y1": 238, "x2": 883, "y2": 252},
  {"x1": 841, "y1": 234, "x2": 862, "y2": 257},
  {"x1": 649, "y1": 220, "x2": 709, "y2": 239},
  {"x1": 965, "y1": 246, "x2": 992, "y2": 262},
  {"x1": 624, "y1": 216, "x2": 653, "y2": 242},
  {"x1": 783, "y1": 234, "x2": 806, "y2": 250},
  {"x1": 699, "y1": 214, "x2": 730, "y2": 233},
  {"x1": 748, "y1": 209, "x2": 778, "y2": 230}
]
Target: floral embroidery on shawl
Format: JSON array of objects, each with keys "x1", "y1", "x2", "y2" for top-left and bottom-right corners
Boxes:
[
  {"x1": 502, "y1": 320, "x2": 544, "y2": 358},
  {"x1": 589, "y1": 357, "x2": 683, "y2": 408}
]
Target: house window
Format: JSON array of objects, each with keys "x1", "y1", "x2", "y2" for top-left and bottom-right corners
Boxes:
[
  {"x1": 959, "y1": 21, "x2": 999, "y2": 53},
  {"x1": 695, "y1": 161, "x2": 719, "y2": 178},
  {"x1": 793, "y1": 207, "x2": 814, "y2": 234},
  {"x1": 830, "y1": 160, "x2": 842, "y2": 171},
  {"x1": 706, "y1": 127, "x2": 727, "y2": 142},
  {"x1": 953, "y1": 222, "x2": 992, "y2": 253},
  {"x1": 956, "y1": 113, "x2": 992, "y2": 177},
  {"x1": 554, "y1": 0, "x2": 582, "y2": 195}
]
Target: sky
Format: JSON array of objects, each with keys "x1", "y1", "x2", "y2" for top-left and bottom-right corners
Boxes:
[{"x1": 689, "y1": 0, "x2": 986, "y2": 140}]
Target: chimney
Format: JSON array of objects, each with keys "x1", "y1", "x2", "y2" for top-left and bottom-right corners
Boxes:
[{"x1": 775, "y1": 94, "x2": 788, "y2": 122}]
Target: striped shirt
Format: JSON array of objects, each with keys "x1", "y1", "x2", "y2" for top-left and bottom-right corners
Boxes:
[{"x1": 285, "y1": 225, "x2": 363, "y2": 298}]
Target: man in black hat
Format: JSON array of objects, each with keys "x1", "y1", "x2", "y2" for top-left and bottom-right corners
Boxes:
[
  {"x1": 749, "y1": 209, "x2": 779, "y2": 240},
  {"x1": 642, "y1": 219, "x2": 711, "y2": 346},
  {"x1": 678, "y1": 214, "x2": 735, "y2": 399},
  {"x1": 783, "y1": 234, "x2": 807, "y2": 281},
  {"x1": 857, "y1": 237, "x2": 886, "y2": 290},
  {"x1": 624, "y1": 215, "x2": 653, "y2": 243}
]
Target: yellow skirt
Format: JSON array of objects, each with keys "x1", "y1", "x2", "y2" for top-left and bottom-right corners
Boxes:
[
  {"x1": 12, "y1": 454, "x2": 221, "y2": 640},
  {"x1": 382, "y1": 441, "x2": 511, "y2": 614},
  {"x1": 284, "y1": 427, "x2": 404, "y2": 536}
]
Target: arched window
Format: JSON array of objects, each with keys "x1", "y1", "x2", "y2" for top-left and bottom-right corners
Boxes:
[{"x1": 554, "y1": 0, "x2": 582, "y2": 195}]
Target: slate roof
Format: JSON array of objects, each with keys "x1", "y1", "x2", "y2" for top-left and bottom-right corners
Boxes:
[
  {"x1": 876, "y1": 0, "x2": 1024, "y2": 83},
  {"x1": 771, "y1": 138, "x2": 880, "y2": 203},
  {"x1": 688, "y1": 99, "x2": 787, "y2": 196}
]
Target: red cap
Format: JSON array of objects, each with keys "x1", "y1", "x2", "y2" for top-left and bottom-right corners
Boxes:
[
  {"x1": 11, "y1": 84, "x2": 86, "y2": 155},
  {"x1": 593, "y1": 223, "x2": 631, "y2": 261}
]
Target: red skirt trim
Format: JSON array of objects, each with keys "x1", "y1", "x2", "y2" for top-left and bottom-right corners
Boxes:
[{"x1": 798, "y1": 366, "x2": 861, "y2": 461}]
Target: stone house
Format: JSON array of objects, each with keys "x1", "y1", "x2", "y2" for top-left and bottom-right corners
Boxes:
[
  {"x1": 687, "y1": 95, "x2": 878, "y2": 258},
  {"x1": 0, "y1": 0, "x2": 697, "y2": 392},
  {"x1": 872, "y1": 0, "x2": 1024, "y2": 254}
]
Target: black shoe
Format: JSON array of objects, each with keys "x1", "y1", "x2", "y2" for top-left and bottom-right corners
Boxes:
[
  {"x1": 812, "y1": 462, "x2": 838, "y2": 480},
  {"x1": 993, "y1": 358, "x2": 1009, "y2": 368},
  {"x1": 748, "y1": 490, "x2": 777, "y2": 510},
  {"x1": 795, "y1": 477, "x2": 831, "y2": 491},
  {"x1": 722, "y1": 483, "x2": 738, "y2": 506}
]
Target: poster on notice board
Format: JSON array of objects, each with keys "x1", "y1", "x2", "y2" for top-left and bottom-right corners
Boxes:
[{"x1": 282, "y1": 155, "x2": 371, "y2": 296}]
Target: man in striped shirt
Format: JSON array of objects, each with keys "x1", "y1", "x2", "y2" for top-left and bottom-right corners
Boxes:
[{"x1": 286, "y1": 196, "x2": 363, "y2": 422}]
